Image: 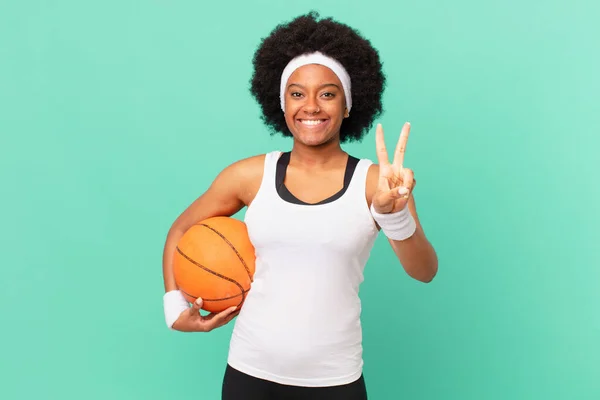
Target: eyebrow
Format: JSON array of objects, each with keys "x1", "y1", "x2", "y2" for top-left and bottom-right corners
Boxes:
[{"x1": 287, "y1": 83, "x2": 341, "y2": 90}]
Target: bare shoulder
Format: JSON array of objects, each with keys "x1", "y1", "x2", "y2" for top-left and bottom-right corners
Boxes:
[
  {"x1": 218, "y1": 153, "x2": 266, "y2": 206},
  {"x1": 171, "y1": 154, "x2": 267, "y2": 229},
  {"x1": 365, "y1": 163, "x2": 380, "y2": 206},
  {"x1": 225, "y1": 153, "x2": 266, "y2": 179}
]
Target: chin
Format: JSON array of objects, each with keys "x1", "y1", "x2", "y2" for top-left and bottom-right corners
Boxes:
[{"x1": 295, "y1": 133, "x2": 336, "y2": 147}]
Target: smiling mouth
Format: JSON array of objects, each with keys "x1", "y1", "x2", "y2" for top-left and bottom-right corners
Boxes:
[{"x1": 298, "y1": 119, "x2": 327, "y2": 126}]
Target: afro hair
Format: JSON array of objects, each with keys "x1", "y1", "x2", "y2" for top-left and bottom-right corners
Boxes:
[{"x1": 249, "y1": 11, "x2": 386, "y2": 143}]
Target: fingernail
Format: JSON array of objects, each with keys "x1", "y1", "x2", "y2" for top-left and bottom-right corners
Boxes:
[{"x1": 398, "y1": 187, "x2": 409, "y2": 195}]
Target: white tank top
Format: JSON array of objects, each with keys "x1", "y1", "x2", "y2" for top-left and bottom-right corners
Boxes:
[{"x1": 227, "y1": 150, "x2": 379, "y2": 387}]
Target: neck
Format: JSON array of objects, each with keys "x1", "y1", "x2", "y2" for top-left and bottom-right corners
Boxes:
[{"x1": 289, "y1": 137, "x2": 347, "y2": 167}]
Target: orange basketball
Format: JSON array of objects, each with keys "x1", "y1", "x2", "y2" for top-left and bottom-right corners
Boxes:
[{"x1": 173, "y1": 216, "x2": 256, "y2": 313}]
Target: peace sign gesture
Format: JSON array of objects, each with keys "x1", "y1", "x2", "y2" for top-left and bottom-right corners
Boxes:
[{"x1": 372, "y1": 122, "x2": 415, "y2": 214}]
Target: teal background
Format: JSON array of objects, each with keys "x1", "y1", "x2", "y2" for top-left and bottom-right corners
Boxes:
[{"x1": 1, "y1": 0, "x2": 599, "y2": 399}]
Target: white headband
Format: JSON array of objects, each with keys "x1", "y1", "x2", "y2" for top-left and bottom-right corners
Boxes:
[{"x1": 279, "y1": 51, "x2": 352, "y2": 112}]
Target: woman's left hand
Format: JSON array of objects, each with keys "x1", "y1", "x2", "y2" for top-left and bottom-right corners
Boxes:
[{"x1": 372, "y1": 122, "x2": 415, "y2": 214}]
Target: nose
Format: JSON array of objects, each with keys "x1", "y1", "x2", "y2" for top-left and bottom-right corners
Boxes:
[{"x1": 302, "y1": 96, "x2": 320, "y2": 114}]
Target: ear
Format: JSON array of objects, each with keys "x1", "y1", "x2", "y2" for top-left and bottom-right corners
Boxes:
[{"x1": 344, "y1": 108, "x2": 350, "y2": 118}]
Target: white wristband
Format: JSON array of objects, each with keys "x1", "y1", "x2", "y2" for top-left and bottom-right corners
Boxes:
[
  {"x1": 370, "y1": 203, "x2": 417, "y2": 241},
  {"x1": 163, "y1": 290, "x2": 190, "y2": 329}
]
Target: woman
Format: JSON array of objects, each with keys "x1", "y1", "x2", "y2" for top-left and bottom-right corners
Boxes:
[{"x1": 162, "y1": 12, "x2": 438, "y2": 400}]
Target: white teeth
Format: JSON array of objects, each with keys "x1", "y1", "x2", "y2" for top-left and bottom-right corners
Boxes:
[{"x1": 300, "y1": 120, "x2": 324, "y2": 126}]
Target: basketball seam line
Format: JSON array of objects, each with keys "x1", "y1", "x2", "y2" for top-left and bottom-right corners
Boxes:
[
  {"x1": 198, "y1": 223, "x2": 253, "y2": 282},
  {"x1": 180, "y1": 288, "x2": 248, "y2": 302},
  {"x1": 175, "y1": 246, "x2": 246, "y2": 306}
]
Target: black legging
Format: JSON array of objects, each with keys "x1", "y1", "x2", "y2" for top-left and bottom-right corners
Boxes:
[{"x1": 222, "y1": 364, "x2": 368, "y2": 400}]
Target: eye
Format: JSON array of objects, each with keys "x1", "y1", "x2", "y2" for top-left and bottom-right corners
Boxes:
[
  {"x1": 321, "y1": 92, "x2": 335, "y2": 98},
  {"x1": 290, "y1": 92, "x2": 303, "y2": 98}
]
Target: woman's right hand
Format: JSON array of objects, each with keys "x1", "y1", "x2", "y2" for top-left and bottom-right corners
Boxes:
[{"x1": 172, "y1": 298, "x2": 240, "y2": 332}]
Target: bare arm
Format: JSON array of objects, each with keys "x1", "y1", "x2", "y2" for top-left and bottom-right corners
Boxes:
[
  {"x1": 162, "y1": 155, "x2": 264, "y2": 292},
  {"x1": 367, "y1": 164, "x2": 438, "y2": 282},
  {"x1": 368, "y1": 121, "x2": 439, "y2": 283},
  {"x1": 385, "y1": 195, "x2": 438, "y2": 282}
]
